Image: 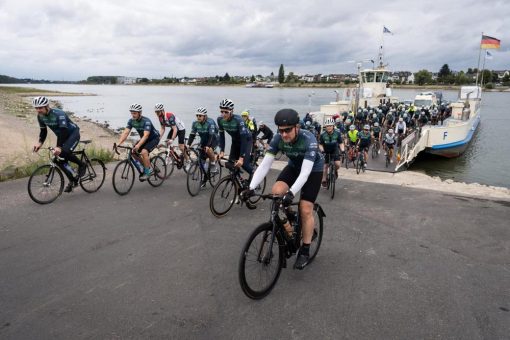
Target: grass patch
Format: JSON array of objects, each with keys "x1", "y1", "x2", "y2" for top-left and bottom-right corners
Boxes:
[
  {"x1": 0, "y1": 86, "x2": 56, "y2": 94},
  {"x1": 0, "y1": 144, "x2": 115, "y2": 182}
]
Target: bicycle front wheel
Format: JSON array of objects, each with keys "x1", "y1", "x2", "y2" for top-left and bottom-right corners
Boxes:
[
  {"x1": 248, "y1": 177, "x2": 266, "y2": 204},
  {"x1": 28, "y1": 165, "x2": 64, "y2": 204},
  {"x1": 148, "y1": 155, "x2": 166, "y2": 187},
  {"x1": 356, "y1": 157, "x2": 362, "y2": 174},
  {"x1": 372, "y1": 145, "x2": 377, "y2": 159},
  {"x1": 329, "y1": 165, "x2": 335, "y2": 199},
  {"x1": 309, "y1": 205, "x2": 324, "y2": 263},
  {"x1": 186, "y1": 161, "x2": 203, "y2": 196},
  {"x1": 112, "y1": 160, "x2": 135, "y2": 195},
  {"x1": 209, "y1": 176, "x2": 239, "y2": 217},
  {"x1": 239, "y1": 223, "x2": 284, "y2": 300},
  {"x1": 80, "y1": 158, "x2": 106, "y2": 193},
  {"x1": 159, "y1": 152, "x2": 175, "y2": 179}
]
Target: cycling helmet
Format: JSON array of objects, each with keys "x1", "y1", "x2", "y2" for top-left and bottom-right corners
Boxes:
[
  {"x1": 241, "y1": 110, "x2": 250, "y2": 117},
  {"x1": 335, "y1": 118, "x2": 342, "y2": 123},
  {"x1": 324, "y1": 118, "x2": 335, "y2": 126},
  {"x1": 349, "y1": 125, "x2": 355, "y2": 131},
  {"x1": 403, "y1": 113, "x2": 408, "y2": 118},
  {"x1": 372, "y1": 113, "x2": 377, "y2": 118},
  {"x1": 33, "y1": 96, "x2": 49, "y2": 108},
  {"x1": 363, "y1": 124, "x2": 370, "y2": 130},
  {"x1": 345, "y1": 118, "x2": 351, "y2": 124},
  {"x1": 129, "y1": 103, "x2": 142, "y2": 112},
  {"x1": 305, "y1": 121, "x2": 311, "y2": 127},
  {"x1": 274, "y1": 108, "x2": 299, "y2": 126},
  {"x1": 259, "y1": 121, "x2": 265, "y2": 126},
  {"x1": 154, "y1": 103, "x2": 164, "y2": 111},
  {"x1": 388, "y1": 129, "x2": 394, "y2": 134},
  {"x1": 374, "y1": 122, "x2": 379, "y2": 127},
  {"x1": 196, "y1": 107, "x2": 207, "y2": 115},
  {"x1": 219, "y1": 98, "x2": 234, "y2": 110}
]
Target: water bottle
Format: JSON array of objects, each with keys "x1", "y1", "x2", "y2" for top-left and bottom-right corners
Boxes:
[
  {"x1": 62, "y1": 162, "x2": 75, "y2": 176},
  {"x1": 133, "y1": 159, "x2": 144, "y2": 172}
]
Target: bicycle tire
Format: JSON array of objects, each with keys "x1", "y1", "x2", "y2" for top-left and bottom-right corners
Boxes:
[
  {"x1": 28, "y1": 165, "x2": 64, "y2": 204},
  {"x1": 80, "y1": 158, "x2": 106, "y2": 193},
  {"x1": 159, "y1": 151, "x2": 175, "y2": 178},
  {"x1": 112, "y1": 160, "x2": 135, "y2": 195},
  {"x1": 209, "y1": 176, "x2": 239, "y2": 217},
  {"x1": 186, "y1": 161, "x2": 203, "y2": 196},
  {"x1": 356, "y1": 157, "x2": 362, "y2": 174},
  {"x1": 238, "y1": 222, "x2": 284, "y2": 300},
  {"x1": 329, "y1": 165, "x2": 335, "y2": 199},
  {"x1": 248, "y1": 177, "x2": 266, "y2": 204},
  {"x1": 308, "y1": 205, "x2": 324, "y2": 263},
  {"x1": 148, "y1": 155, "x2": 166, "y2": 187},
  {"x1": 372, "y1": 144, "x2": 377, "y2": 159}
]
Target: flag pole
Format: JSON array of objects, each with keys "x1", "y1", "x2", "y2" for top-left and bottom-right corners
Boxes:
[
  {"x1": 480, "y1": 50, "x2": 487, "y2": 87},
  {"x1": 475, "y1": 32, "x2": 483, "y2": 87}
]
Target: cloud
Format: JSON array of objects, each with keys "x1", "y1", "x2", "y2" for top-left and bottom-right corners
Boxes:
[{"x1": 1, "y1": 0, "x2": 509, "y2": 80}]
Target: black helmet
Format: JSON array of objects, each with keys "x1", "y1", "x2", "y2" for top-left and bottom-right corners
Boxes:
[{"x1": 274, "y1": 108, "x2": 299, "y2": 126}]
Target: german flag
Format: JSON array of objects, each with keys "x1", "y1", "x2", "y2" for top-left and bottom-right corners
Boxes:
[{"x1": 481, "y1": 35, "x2": 501, "y2": 49}]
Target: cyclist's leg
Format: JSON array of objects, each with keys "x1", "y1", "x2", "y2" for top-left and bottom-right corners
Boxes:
[
  {"x1": 177, "y1": 130, "x2": 188, "y2": 161},
  {"x1": 140, "y1": 139, "x2": 158, "y2": 172},
  {"x1": 322, "y1": 154, "x2": 329, "y2": 184},
  {"x1": 59, "y1": 129, "x2": 86, "y2": 181}
]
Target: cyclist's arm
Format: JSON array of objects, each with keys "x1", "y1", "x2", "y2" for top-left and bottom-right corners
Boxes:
[
  {"x1": 217, "y1": 117, "x2": 225, "y2": 152},
  {"x1": 37, "y1": 116, "x2": 48, "y2": 144},
  {"x1": 249, "y1": 154, "x2": 274, "y2": 190},
  {"x1": 289, "y1": 160, "x2": 314, "y2": 196},
  {"x1": 117, "y1": 128, "x2": 131, "y2": 145}
]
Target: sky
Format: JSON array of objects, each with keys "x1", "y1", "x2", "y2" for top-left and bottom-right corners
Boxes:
[{"x1": 1, "y1": 0, "x2": 509, "y2": 81}]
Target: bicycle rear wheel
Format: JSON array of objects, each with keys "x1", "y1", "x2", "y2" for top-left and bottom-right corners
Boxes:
[
  {"x1": 309, "y1": 205, "x2": 324, "y2": 263},
  {"x1": 80, "y1": 158, "x2": 106, "y2": 193},
  {"x1": 239, "y1": 223, "x2": 284, "y2": 300},
  {"x1": 148, "y1": 155, "x2": 166, "y2": 187},
  {"x1": 28, "y1": 165, "x2": 64, "y2": 204},
  {"x1": 112, "y1": 160, "x2": 135, "y2": 195},
  {"x1": 207, "y1": 159, "x2": 222, "y2": 187},
  {"x1": 209, "y1": 176, "x2": 238, "y2": 217},
  {"x1": 186, "y1": 161, "x2": 203, "y2": 196},
  {"x1": 159, "y1": 152, "x2": 175, "y2": 179}
]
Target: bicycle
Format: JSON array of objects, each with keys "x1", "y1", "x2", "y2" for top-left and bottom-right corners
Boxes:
[
  {"x1": 27, "y1": 141, "x2": 106, "y2": 204},
  {"x1": 112, "y1": 143, "x2": 166, "y2": 195},
  {"x1": 209, "y1": 159, "x2": 266, "y2": 217},
  {"x1": 186, "y1": 146, "x2": 222, "y2": 196},
  {"x1": 345, "y1": 144, "x2": 357, "y2": 169},
  {"x1": 238, "y1": 194, "x2": 326, "y2": 299},
  {"x1": 371, "y1": 139, "x2": 380, "y2": 159},
  {"x1": 385, "y1": 144, "x2": 394, "y2": 168},
  {"x1": 356, "y1": 146, "x2": 366, "y2": 174},
  {"x1": 324, "y1": 153, "x2": 337, "y2": 199},
  {"x1": 157, "y1": 139, "x2": 196, "y2": 179}
]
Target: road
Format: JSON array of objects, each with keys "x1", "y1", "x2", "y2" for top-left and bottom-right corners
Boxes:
[{"x1": 1, "y1": 167, "x2": 509, "y2": 339}]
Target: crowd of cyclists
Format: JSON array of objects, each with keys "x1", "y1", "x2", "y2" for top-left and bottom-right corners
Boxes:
[{"x1": 30, "y1": 95, "x2": 451, "y2": 270}]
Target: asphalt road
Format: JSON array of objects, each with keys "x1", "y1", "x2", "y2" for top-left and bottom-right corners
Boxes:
[{"x1": 1, "y1": 167, "x2": 509, "y2": 339}]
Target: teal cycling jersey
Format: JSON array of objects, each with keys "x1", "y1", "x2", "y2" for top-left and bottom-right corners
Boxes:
[
  {"x1": 357, "y1": 130, "x2": 371, "y2": 144},
  {"x1": 319, "y1": 129, "x2": 343, "y2": 154},
  {"x1": 127, "y1": 116, "x2": 160, "y2": 141},
  {"x1": 217, "y1": 114, "x2": 252, "y2": 157},
  {"x1": 37, "y1": 108, "x2": 78, "y2": 138},
  {"x1": 189, "y1": 118, "x2": 218, "y2": 146},
  {"x1": 268, "y1": 129, "x2": 324, "y2": 172},
  {"x1": 372, "y1": 126, "x2": 381, "y2": 138}
]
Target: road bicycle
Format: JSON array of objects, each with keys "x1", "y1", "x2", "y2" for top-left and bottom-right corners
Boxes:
[
  {"x1": 157, "y1": 138, "x2": 197, "y2": 179},
  {"x1": 27, "y1": 141, "x2": 106, "y2": 204},
  {"x1": 112, "y1": 143, "x2": 166, "y2": 195},
  {"x1": 356, "y1": 146, "x2": 366, "y2": 174},
  {"x1": 324, "y1": 153, "x2": 337, "y2": 199},
  {"x1": 209, "y1": 159, "x2": 266, "y2": 217},
  {"x1": 186, "y1": 146, "x2": 222, "y2": 196},
  {"x1": 238, "y1": 194, "x2": 325, "y2": 299},
  {"x1": 371, "y1": 139, "x2": 380, "y2": 159}
]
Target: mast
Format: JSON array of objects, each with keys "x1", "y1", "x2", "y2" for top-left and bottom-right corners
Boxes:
[{"x1": 475, "y1": 32, "x2": 483, "y2": 86}]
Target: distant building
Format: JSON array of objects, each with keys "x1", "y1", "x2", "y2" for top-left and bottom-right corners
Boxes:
[{"x1": 117, "y1": 76, "x2": 137, "y2": 85}]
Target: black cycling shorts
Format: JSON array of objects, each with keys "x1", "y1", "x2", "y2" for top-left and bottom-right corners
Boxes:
[
  {"x1": 140, "y1": 138, "x2": 159, "y2": 153},
  {"x1": 324, "y1": 151, "x2": 340, "y2": 164},
  {"x1": 276, "y1": 165, "x2": 322, "y2": 203},
  {"x1": 61, "y1": 128, "x2": 81, "y2": 153},
  {"x1": 167, "y1": 129, "x2": 186, "y2": 145}
]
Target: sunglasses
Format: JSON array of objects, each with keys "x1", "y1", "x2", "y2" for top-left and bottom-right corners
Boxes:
[
  {"x1": 278, "y1": 126, "x2": 294, "y2": 134},
  {"x1": 220, "y1": 110, "x2": 231, "y2": 114},
  {"x1": 196, "y1": 114, "x2": 205, "y2": 117}
]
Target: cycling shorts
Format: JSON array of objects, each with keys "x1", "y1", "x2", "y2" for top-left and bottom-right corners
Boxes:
[
  {"x1": 276, "y1": 165, "x2": 322, "y2": 203},
  {"x1": 167, "y1": 129, "x2": 186, "y2": 145}
]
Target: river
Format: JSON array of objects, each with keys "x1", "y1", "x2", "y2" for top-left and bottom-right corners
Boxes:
[{"x1": 4, "y1": 84, "x2": 509, "y2": 188}]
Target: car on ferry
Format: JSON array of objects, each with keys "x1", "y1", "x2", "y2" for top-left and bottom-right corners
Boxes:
[{"x1": 413, "y1": 91, "x2": 442, "y2": 108}]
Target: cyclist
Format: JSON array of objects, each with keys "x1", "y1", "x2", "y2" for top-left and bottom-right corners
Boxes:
[
  {"x1": 371, "y1": 122, "x2": 382, "y2": 153},
  {"x1": 356, "y1": 124, "x2": 372, "y2": 167},
  {"x1": 383, "y1": 128, "x2": 397, "y2": 163},
  {"x1": 256, "y1": 121, "x2": 274, "y2": 148},
  {"x1": 319, "y1": 118, "x2": 344, "y2": 187},
  {"x1": 243, "y1": 108, "x2": 324, "y2": 270},
  {"x1": 241, "y1": 109, "x2": 258, "y2": 151},
  {"x1": 217, "y1": 99, "x2": 253, "y2": 177},
  {"x1": 154, "y1": 103, "x2": 189, "y2": 168},
  {"x1": 32, "y1": 96, "x2": 87, "y2": 193},
  {"x1": 395, "y1": 117, "x2": 407, "y2": 141},
  {"x1": 347, "y1": 124, "x2": 358, "y2": 148},
  {"x1": 116, "y1": 103, "x2": 160, "y2": 181},
  {"x1": 188, "y1": 107, "x2": 220, "y2": 187}
]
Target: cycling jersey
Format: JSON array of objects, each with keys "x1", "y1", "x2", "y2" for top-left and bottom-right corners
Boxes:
[
  {"x1": 396, "y1": 122, "x2": 406, "y2": 133},
  {"x1": 158, "y1": 112, "x2": 185, "y2": 130},
  {"x1": 357, "y1": 131, "x2": 371, "y2": 146},
  {"x1": 38, "y1": 108, "x2": 79, "y2": 147},
  {"x1": 319, "y1": 129, "x2": 343, "y2": 154},
  {"x1": 384, "y1": 133, "x2": 396, "y2": 145},
  {"x1": 267, "y1": 129, "x2": 324, "y2": 172},
  {"x1": 217, "y1": 114, "x2": 252, "y2": 158},
  {"x1": 188, "y1": 118, "x2": 219, "y2": 147},
  {"x1": 348, "y1": 130, "x2": 359, "y2": 143},
  {"x1": 257, "y1": 125, "x2": 274, "y2": 143},
  {"x1": 372, "y1": 126, "x2": 381, "y2": 138},
  {"x1": 127, "y1": 116, "x2": 160, "y2": 141}
]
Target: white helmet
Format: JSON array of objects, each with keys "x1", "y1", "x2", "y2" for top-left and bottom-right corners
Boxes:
[
  {"x1": 374, "y1": 122, "x2": 379, "y2": 127},
  {"x1": 335, "y1": 118, "x2": 342, "y2": 123},
  {"x1": 129, "y1": 103, "x2": 142, "y2": 112},
  {"x1": 154, "y1": 103, "x2": 164, "y2": 111},
  {"x1": 349, "y1": 125, "x2": 355, "y2": 131},
  {"x1": 33, "y1": 96, "x2": 49, "y2": 108},
  {"x1": 324, "y1": 118, "x2": 335, "y2": 126},
  {"x1": 345, "y1": 118, "x2": 351, "y2": 124},
  {"x1": 259, "y1": 121, "x2": 265, "y2": 126},
  {"x1": 363, "y1": 124, "x2": 370, "y2": 130},
  {"x1": 196, "y1": 107, "x2": 207, "y2": 115},
  {"x1": 219, "y1": 98, "x2": 234, "y2": 110},
  {"x1": 388, "y1": 129, "x2": 394, "y2": 134}
]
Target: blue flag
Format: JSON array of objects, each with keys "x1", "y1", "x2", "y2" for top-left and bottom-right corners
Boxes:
[{"x1": 383, "y1": 26, "x2": 393, "y2": 35}]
